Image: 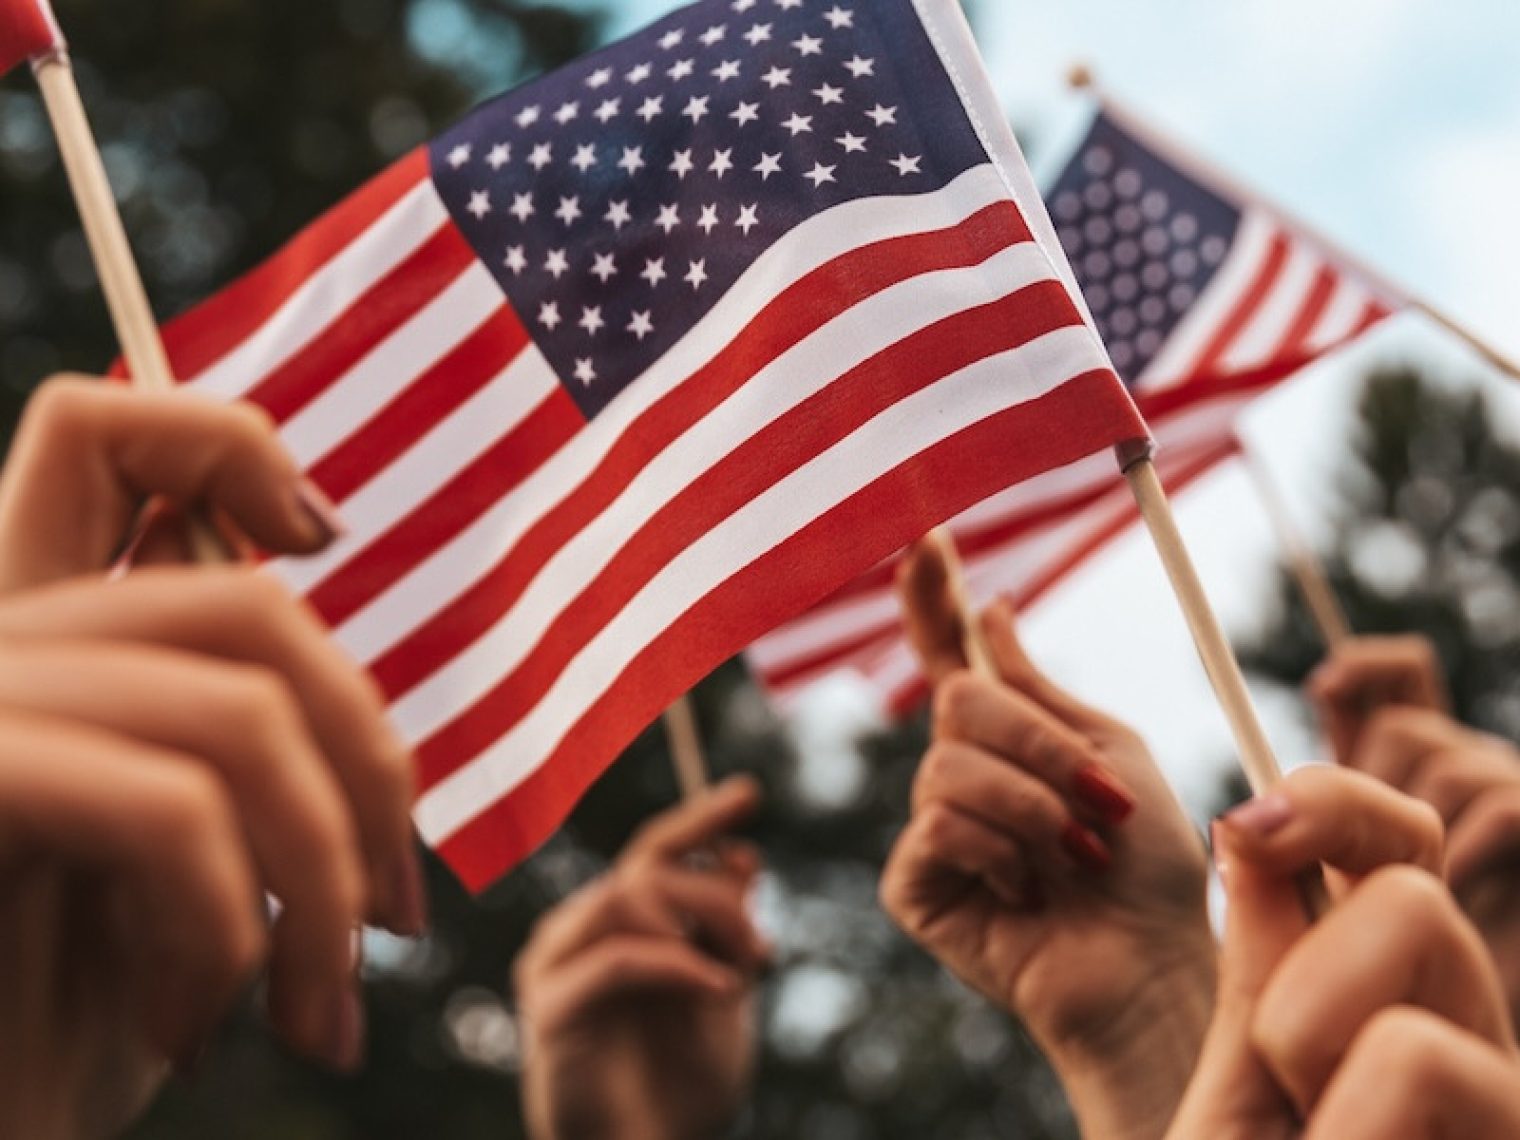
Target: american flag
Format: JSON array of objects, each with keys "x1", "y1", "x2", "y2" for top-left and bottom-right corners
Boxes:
[
  {"x1": 0, "y1": 0, "x2": 64, "y2": 76},
  {"x1": 142, "y1": 0, "x2": 1145, "y2": 889},
  {"x1": 750, "y1": 102, "x2": 1402, "y2": 713}
]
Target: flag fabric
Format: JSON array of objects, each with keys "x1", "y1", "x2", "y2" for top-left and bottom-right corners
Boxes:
[
  {"x1": 749, "y1": 102, "x2": 1403, "y2": 713},
  {"x1": 0, "y1": 0, "x2": 63, "y2": 76},
  {"x1": 141, "y1": 0, "x2": 1146, "y2": 889}
]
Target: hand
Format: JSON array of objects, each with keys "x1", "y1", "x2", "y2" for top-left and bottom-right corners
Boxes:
[
  {"x1": 516, "y1": 778, "x2": 769, "y2": 1140},
  {"x1": 879, "y1": 541, "x2": 1214, "y2": 1140},
  {"x1": 1168, "y1": 765, "x2": 1520, "y2": 1139},
  {"x1": 1307, "y1": 635, "x2": 1449, "y2": 766},
  {"x1": 1340, "y1": 705, "x2": 1520, "y2": 1025}
]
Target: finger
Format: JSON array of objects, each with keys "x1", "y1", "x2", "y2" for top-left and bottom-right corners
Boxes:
[
  {"x1": 520, "y1": 936, "x2": 743, "y2": 1039},
  {"x1": 1254, "y1": 865, "x2": 1514, "y2": 1115},
  {"x1": 913, "y1": 740, "x2": 1109, "y2": 873},
  {"x1": 624, "y1": 776, "x2": 762, "y2": 862},
  {"x1": 895, "y1": 539, "x2": 967, "y2": 684},
  {"x1": 1404, "y1": 746, "x2": 1520, "y2": 828},
  {"x1": 643, "y1": 866, "x2": 769, "y2": 971},
  {"x1": 1343, "y1": 705, "x2": 1468, "y2": 788},
  {"x1": 0, "y1": 379, "x2": 342, "y2": 590},
  {"x1": 932, "y1": 673, "x2": 1135, "y2": 826},
  {"x1": 1447, "y1": 787, "x2": 1520, "y2": 892},
  {"x1": 1216, "y1": 765, "x2": 1444, "y2": 880},
  {"x1": 1312, "y1": 638, "x2": 1450, "y2": 766},
  {"x1": 1306, "y1": 1007, "x2": 1520, "y2": 1140},
  {"x1": 0, "y1": 708, "x2": 267, "y2": 1066},
  {"x1": 880, "y1": 802, "x2": 1030, "y2": 925},
  {"x1": 0, "y1": 569, "x2": 422, "y2": 936},
  {"x1": 0, "y1": 639, "x2": 368, "y2": 1068},
  {"x1": 978, "y1": 597, "x2": 1122, "y2": 737}
]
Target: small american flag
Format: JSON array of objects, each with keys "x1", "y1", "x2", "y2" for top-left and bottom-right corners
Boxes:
[
  {"x1": 145, "y1": 0, "x2": 1145, "y2": 888},
  {"x1": 0, "y1": 0, "x2": 63, "y2": 76},
  {"x1": 751, "y1": 101, "x2": 1402, "y2": 713}
]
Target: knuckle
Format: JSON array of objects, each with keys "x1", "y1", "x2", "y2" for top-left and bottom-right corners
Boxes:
[
  {"x1": 916, "y1": 743, "x2": 961, "y2": 796},
  {"x1": 1364, "y1": 705, "x2": 1441, "y2": 749},
  {"x1": 932, "y1": 672, "x2": 979, "y2": 737},
  {"x1": 918, "y1": 802, "x2": 960, "y2": 850},
  {"x1": 224, "y1": 399, "x2": 281, "y2": 447},
  {"x1": 1366, "y1": 864, "x2": 1455, "y2": 930},
  {"x1": 1353, "y1": 1007, "x2": 1450, "y2": 1095},
  {"x1": 216, "y1": 665, "x2": 305, "y2": 756},
  {"x1": 20, "y1": 377, "x2": 100, "y2": 441}
]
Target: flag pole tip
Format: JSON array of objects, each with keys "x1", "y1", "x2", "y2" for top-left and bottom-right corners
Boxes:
[{"x1": 1066, "y1": 63, "x2": 1095, "y2": 91}]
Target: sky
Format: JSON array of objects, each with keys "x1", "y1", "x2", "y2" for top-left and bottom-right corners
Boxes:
[{"x1": 558, "y1": 0, "x2": 1520, "y2": 813}]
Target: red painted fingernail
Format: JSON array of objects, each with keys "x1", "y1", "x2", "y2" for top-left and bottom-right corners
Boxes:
[
  {"x1": 1073, "y1": 764, "x2": 1136, "y2": 826},
  {"x1": 295, "y1": 477, "x2": 347, "y2": 544},
  {"x1": 1061, "y1": 820, "x2": 1112, "y2": 873},
  {"x1": 1223, "y1": 793, "x2": 1293, "y2": 838}
]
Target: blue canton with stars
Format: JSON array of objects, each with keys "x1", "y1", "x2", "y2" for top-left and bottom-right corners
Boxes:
[
  {"x1": 430, "y1": 0, "x2": 987, "y2": 419},
  {"x1": 1047, "y1": 112, "x2": 1242, "y2": 385}
]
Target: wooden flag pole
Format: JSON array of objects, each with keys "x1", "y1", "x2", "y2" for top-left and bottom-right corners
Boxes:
[
  {"x1": 31, "y1": 49, "x2": 225, "y2": 563},
  {"x1": 1239, "y1": 447, "x2": 1351, "y2": 649},
  {"x1": 663, "y1": 697, "x2": 710, "y2": 800}
]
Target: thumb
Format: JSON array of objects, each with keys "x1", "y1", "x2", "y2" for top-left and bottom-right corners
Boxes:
[{"x1": 896, "y1": 538, "x2": 969, "y2": 684}]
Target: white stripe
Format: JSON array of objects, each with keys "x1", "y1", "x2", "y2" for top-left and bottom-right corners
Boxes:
[
  {"x1": 1305, "y1": 278, "x2": 1378, "y2": 351},
  {"x1": 277, "y1": 265, "x2": 502, "y2": 467},
  {"x1": 187, "y1": 179, "x2": 446, "y2": 399},
  {"x1": 746, "y1": 587, "x2": 903, "y2": 674},
  {"x1": 376, "y1": 240, "x2": 1060, "y2": 736},
  {"x1": 415, "y1": 323, "x2": 1109, "y2": 841},
  {"x1": 1135, "y1": 210, "x2": 1278, "y2": 389},
  {"x1": 323, "y1": 165, "x2": 1011, "y2": 657},
  {"x1": 1216, "y1": 242, "x2": 1322, "y2": 373},
  {"x1": 270, "y1": 346, "x2": 556, "y2": 595}
]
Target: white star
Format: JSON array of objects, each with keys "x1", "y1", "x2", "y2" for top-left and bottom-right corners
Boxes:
[
  {"x1": 814, "y1": 83, "x2": 844, "y2": 106},
  {"x1": 712, "y1": 59, "x2": 742, "y2": 82},
  {"x1": 761, "y1": 66, "x2": 792, "y2": 89},
  {"x1": 593, "y1": 98, "x2": 621, "y2": 124},
  {"x1": 515, "y1": 105, "x2": 541, "y2": 128},
  {"x1": 605, "y1": 200, "x2": 633, "y2": 230},
  {"x1": 697, "y1": 204, "x2": 721, "y2": 234},
  {"x1": 573, "y1": 358, "x2": 597, "y2": 386},
  {"x1": 503, "y1": 245, "x2": 528, "y2": 275},
  {"x1": 776, "y1": 0, "x2": 803, "y2": 10},
  {"x1": 654, "y1": 204, "x2": 682, "y2": 234},
  {"x1": 708, "y1": 148, "x2": 735, "y2": 177},
  {"x1": 670, "y1": 149, "x2": 696, "y2": 178},
  {"x1": 837, "y1": 132, "x2": 867, "y2": 154},
  {"x1": 636, "y1": 96, "x2": 664, "y2": 122},
  {"x1": 627, "y1": 310, "x2": 655, "y2": 341},
  {"x1": 659, "y1": 29, "x2": 685, "y2": 50},
  {"x1": 781, "y1": 112, "x2": 813, "y2": 136},
  {"x1": 684, "y1": 259, "x2": 709, "y2": 290},
  {"x1": 544, "y1": 248, "x2": 570, "y2": 278},
  {"x1": 447, "y1": 143, "x2": 473, "y2": 169},
  {"x1": 890, "y1": 152, "x2": 923, "y2": 176},
  {"x1": 554, "y1": 101, "x2": 580, "y2": 124},
  {"x1": 571, "y1": 144, "x2": 598, "y2": 173},
  {"x1": 699, "y1": 24, "x2": 727, "y2": 46},
  {"x1": 466, "y1": 190, "x2": 491, "y2": 219},
  {"x1": 682, "y1": 95, "x2": 711, "y2": 123},
  {"x1": 528, "y1": 143, "x2": 554, "y2": 171},
  {"x1": 586, "y1": 67, "x2": 614, "y2": 89},
  {"x1": 618, "y1": 146, "x2": 646, "y2": 176},
  {"x1": 804, "y1": 162, "x2": 837, "y2": 187},
  {"x1": 824, "y1": 6, "x2": 854, "y2": 29},
  {"x1": 866, "y1": 103, "x2": 898, "y2": 127},
  {"x1": 579, "y1": 306, "x2": 605, "y2": 335},
  {"x1": 744, "y1": 22, "x2": 773, "y2": 45},
  {"x1": 509, "y1": 193, "x2": 535, "y2": 222},
  {"x1": 554, "y1": 196, "x2": 583, "y2": 226},
  {"x1": 733, "y1": 0, "x2": 758, "y2": 10},
  {"x1": 667, "y1": 58, "x2": 695, "y2": 81},
  {"x1": 539, "y1": 302, "x2": 562, "y2": 331},
  {"x1": 589, "y1": 253, "x2": 618, "y2": 283},
  {"x1": 487, "y1": 143, "x2": 511, "y2": 169},
  {"x1": 641, "y1": 258, "x2": 668, "y2": 287},
  {"x1": 753, "y1": 152, "x2": 782, "y2": 180},
  {"x1": 844, "y1": 55, "x2": 874, "y2": 78},
  {"x1": 793, "y1": 34, "x2": 823, "y2": 56},
  {"x1": 731, "y1": 101, "x2": 760, "y2": 126},
  {"x1": 734, "y1": 204, "x2": 760, "y2": 235},
  {"x1": 626, "y1": 62, "x2": 653, "y2": 84}
]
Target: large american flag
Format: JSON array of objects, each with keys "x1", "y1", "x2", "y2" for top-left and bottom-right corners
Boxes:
[
  {"x1": 142, "y1": 0, "x2": 1145, "y2": 889},
  {"x1": 750, "y1": 101, "x2": 1403, "y2": 713}
]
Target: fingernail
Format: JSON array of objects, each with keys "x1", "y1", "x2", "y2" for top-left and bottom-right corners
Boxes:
[
  {"x1": 294, "y1": 478, "x2": 347, "y2": 545},
  {"x1": 1223, "y1": 792, "x2": 1293, "y2": 838},
  {"x1": 1073, "y1": 764, "x2": 1136, "y2": 826},
  {"x1": 389, "y1": 854, "x2": 429, "y2": 937},
  {"x1": 329, "y1": 988, "x2": 365, "y2": 1073},
  {"x1": 1061, "y1": 820, "x2": 1112, "y2": 873}
]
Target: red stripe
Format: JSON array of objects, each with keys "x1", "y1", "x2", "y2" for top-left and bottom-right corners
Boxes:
[
  {"x1": 305, "y1": 390, "x2": 584, "y2": 627},
  {"x1": 412, "y1": 280, "x2": 1086, "y2": 790},
  {"x1": 435, "y1": 370, "x2": 1142, "y2": 888},
  {"x1": 1271, "y1": 265, "x2": 1337, "y2": 361},
  {"x1": 1188, "y1": 232, "x2": 1291, "y2": 381},
  {"x1": 244, "y1": 224, "x2": 478, "y2": 425},
  {"x1": 306, "y1": 307, "x2": 528, "y2": 503},
  {"x1": 148, "y1": 150, "x2": 431, "y2": 383},
  {"x1": 312, "y1": 200, "x2": 1036, "y2": 659},
  {"x1": 1352, "y1": 298, "x2": 1394, "y2": 337},
  {"x1": 758, "y1": 625, "x2": 903, "y2": 692}
]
